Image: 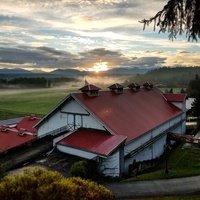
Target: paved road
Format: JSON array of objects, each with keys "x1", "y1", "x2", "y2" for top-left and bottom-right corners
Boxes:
[{"x1": 107, "y1": 176, "x2": 200, "y2": 198}]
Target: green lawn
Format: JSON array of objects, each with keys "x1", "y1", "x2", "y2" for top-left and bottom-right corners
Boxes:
[
  {"x1": 0, "y1": 88, "x2": 72, "y2": 119},
  {"x1": 123, "y1": 144, "x2": 200, "y2": 182}
]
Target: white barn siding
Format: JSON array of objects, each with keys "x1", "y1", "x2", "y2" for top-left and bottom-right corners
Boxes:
[
  {"x1": 100, "y1": 151, "x2": 120, "y2": 177},
  {"x1": 124, "y1": 114, "x2": 184, "y2": 173},
  {"x1": 152, "y1": 136, "x2": 166, "y2": 158},
  {"x1": 37, "y1": 112, "x2": 68, "y2": 138},
  {"x1": 61, "y1": 99, "x2": 88, "y2": 114},
  {"x1": 57, "y1": 144, "x2": 98, "y2": 160},
  {"x1": 82, "y1": 115, "x2": 105, "y2": 130},
  {"x1": 37, "y1": 98, "x2": 105, "y2": 138}
]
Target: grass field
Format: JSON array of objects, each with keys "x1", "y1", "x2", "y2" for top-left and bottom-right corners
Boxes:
[
  {"x1": 123, "y1": 144, "x2": 200, "y2": 182},
  {"x1": 0, "y1": 88, "x2": 73, "y2": 119},
  {"x1": 0, "y1": 87, "x2": 184, "y2": 120}
]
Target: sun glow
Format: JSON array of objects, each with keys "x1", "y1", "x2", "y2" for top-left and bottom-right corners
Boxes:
[{"x1": 92, "y1": 62, "x2": 109, "y2": 73}]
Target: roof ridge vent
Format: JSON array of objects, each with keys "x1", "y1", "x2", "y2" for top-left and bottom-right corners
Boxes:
[
  {"x1": 127, "y1": 82, "x2": 140, "y2": 91},
  {"x1": 143, "y1": 82, "x2": 153, "y2": 90},
  {"x1": 108, "y1": 83, "x2": 124, "y2": 94},
  {"x1": 79, "y1": 84, "x2": 100, "y2": 97}
]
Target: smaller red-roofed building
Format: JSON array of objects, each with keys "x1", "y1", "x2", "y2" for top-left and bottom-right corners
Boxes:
[
  {"x1": 0, "y1": 116, "x2": 40, "y2": 153},
  {"x1": 163, "y1": 93, "x2": 187, "y2": 111},
  {"x1": 35, "y1": 83, "x2": 186, "y2": 177}
]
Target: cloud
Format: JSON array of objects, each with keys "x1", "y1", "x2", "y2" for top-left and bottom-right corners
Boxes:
[
  {"x1": 0, "y1": 0, "x2": 200, "y2": 71},
  {"x1": 0, "y1": 45, "x2": 167, "y2": 70}
]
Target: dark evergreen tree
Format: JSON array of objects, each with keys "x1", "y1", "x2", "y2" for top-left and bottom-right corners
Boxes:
[
  {"x1": 169, "y1": 88, "x2": 174, "y2": 93},
  {"x1": 191, "y1": 96, "x2": 200, "y2": 117},
  {"x1": 188, "y1": 75, "x2": 200, "y2": 117},
  {"x1": 180, "y1": 88, "x2": 186, "y2": 93},
  {"x1": 141, "y1": 0, "x2": 200, "y2": 41}
]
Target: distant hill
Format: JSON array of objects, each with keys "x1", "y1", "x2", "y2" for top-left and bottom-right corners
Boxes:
[
  {"x1": 51, "y1": 67, "x2": 150, "y2": 76},
  {"x1": 29, "y1": 69, "x2": 47, "y2": 74},
  {"x1": 105, "y1": 67, "x2": 150, "y2": 75},
  {"x1": 51, "y1": 69, "x2": 86, "y2": 75},
  {"x1": 0, "y1": 68, "x2": 32, "y2": 74}
]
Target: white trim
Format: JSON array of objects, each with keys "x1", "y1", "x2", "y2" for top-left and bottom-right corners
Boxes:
[{"x1": 57, "y1": 144, "x2": 99, "y2": 160}]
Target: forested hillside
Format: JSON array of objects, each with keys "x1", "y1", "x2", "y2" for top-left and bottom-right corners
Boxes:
[{"x1": 129, "y1": 67, "x2": 200, "y2": 88}]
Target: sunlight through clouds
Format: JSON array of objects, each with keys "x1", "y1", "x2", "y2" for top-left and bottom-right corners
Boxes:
[{"x1": 0, "y1": 0, "x2": 200, "y2": 70}]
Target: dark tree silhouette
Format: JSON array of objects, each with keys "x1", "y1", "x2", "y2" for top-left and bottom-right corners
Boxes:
[{"x1": 141, "y1": 0, "x2": 200, "y2": 41}]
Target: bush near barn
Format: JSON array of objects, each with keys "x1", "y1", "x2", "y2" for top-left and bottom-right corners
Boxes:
[
  {"x1": 70, "y1": 160, "x2": 101, "y2": 180},
  {"x1": 0, "y1": 167, "x2": 114, "y2": 200}
]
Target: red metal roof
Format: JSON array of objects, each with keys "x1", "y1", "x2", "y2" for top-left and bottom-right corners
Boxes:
[
  {"x1": 163, "y1": 93, "x2": 186, "y2": 102},
  {"x1": 0, "y1": 116, "x2": 40, "y2": 152},
  {"x1": 17, "y1": 116, "x2": 41, "y2": 133},
  {"x1": 73, "y1": 88, "x2": 183, "y2": 143},
  {"x1": 0, "y1": 129, "x2": 36, "y2": 153},
  {"x1": 58, "y1": 128, "x2": 126, "y2": 156}
]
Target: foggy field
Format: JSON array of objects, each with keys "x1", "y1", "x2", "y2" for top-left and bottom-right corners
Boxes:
[
  {"x1": 0, "y1": 87, "x2": 73, "y2": 119},
  {"x1": 0, "y1": 75, "x2": 131, "y2": 120}
]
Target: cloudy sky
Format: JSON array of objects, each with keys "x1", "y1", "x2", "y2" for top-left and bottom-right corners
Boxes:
[{"x1": 1, "y1": 0, "x2": 200, "y2": 72}]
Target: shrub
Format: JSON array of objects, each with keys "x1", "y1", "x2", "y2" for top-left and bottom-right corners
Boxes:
[
  {"x1": 0, "y1": 167, "x2": 114, "y2": 200},
  {"x1": 70, "y1": 160, "x2": 88, "y2": 178},
  {"x1": 70, "y1": 160, "x2": 100, "y2": 180}
]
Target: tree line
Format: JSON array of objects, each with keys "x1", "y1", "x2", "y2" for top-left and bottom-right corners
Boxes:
[
  {"x1": 129, "y1": 67, "x2": 200, "y2": 88},
  {"x1": 0, "y1": 77, "x2": 77, "y2": 88}
]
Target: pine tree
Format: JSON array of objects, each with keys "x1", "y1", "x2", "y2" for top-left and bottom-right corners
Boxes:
[{"x1": 141, "y1": 0, "x2": 200, "y2": 41}]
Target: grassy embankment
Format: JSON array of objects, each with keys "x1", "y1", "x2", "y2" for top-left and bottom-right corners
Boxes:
[
  {"x1": 123, "y1": 144, "x2": 200, "y2": 182},
  {"x1": 0, "y1": 88, "x2": 72, "y2": 120}
]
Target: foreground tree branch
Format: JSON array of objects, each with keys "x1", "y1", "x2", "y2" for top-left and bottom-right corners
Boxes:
[{"x1": 140, "y1": 0, "x2": 200, "y2": 41}]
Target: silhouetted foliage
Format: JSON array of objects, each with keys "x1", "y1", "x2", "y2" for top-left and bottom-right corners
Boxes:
[
  {"x1": 191, "y1": 96, "x2": 200, "y2": 117},
  {"x1": 141, "y1": 0, "x2": 200, "y2": 41},
  {"x1": 187, "y1": 74, "x2": 200, "y2": 117},
  {"x1": 187, "y1": 74, "x2": 200, "y2": 97},
  {"x1": 70, "y1": 160, "x2": 100, "y2": 181},
  {"x1": 0, "y1": 165, "x2": 6, "y2": 180},
  {"x1": 180, "y1": 88, "x2": 186, "y2": 93}
]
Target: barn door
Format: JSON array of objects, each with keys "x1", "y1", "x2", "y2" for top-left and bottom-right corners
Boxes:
[
  {"x1": 67, "y1": 114, "x2": 82, "y2": 130},
  {"x1": 75, "y1": 115, "x2": 82, "y2": 129},
  {"x1": 67, "y1": 114, "x2": 75, "y2": 130}
]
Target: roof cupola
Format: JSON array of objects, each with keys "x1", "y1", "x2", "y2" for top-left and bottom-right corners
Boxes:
[
  {"x1": 79, "y1": 84, "x2": 100, "y2": 96},
  {"x1": 108, "y1": 83, "x2": 124, "y2": 94},
  {"x1": 128, "y1": 82, "x2": 140, "y2": 91},
  {"x1": 143, "y1": 82, "x2": 153, "y2": 90}
]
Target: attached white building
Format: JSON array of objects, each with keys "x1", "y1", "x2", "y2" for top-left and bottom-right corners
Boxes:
[{"x1": 35, "y1": 83, "x2": 186, "y2": 177}]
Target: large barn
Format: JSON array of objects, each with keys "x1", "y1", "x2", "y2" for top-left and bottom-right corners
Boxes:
[{"x1": 35, "y1": 83, "x2": 186, "y2": 176}]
